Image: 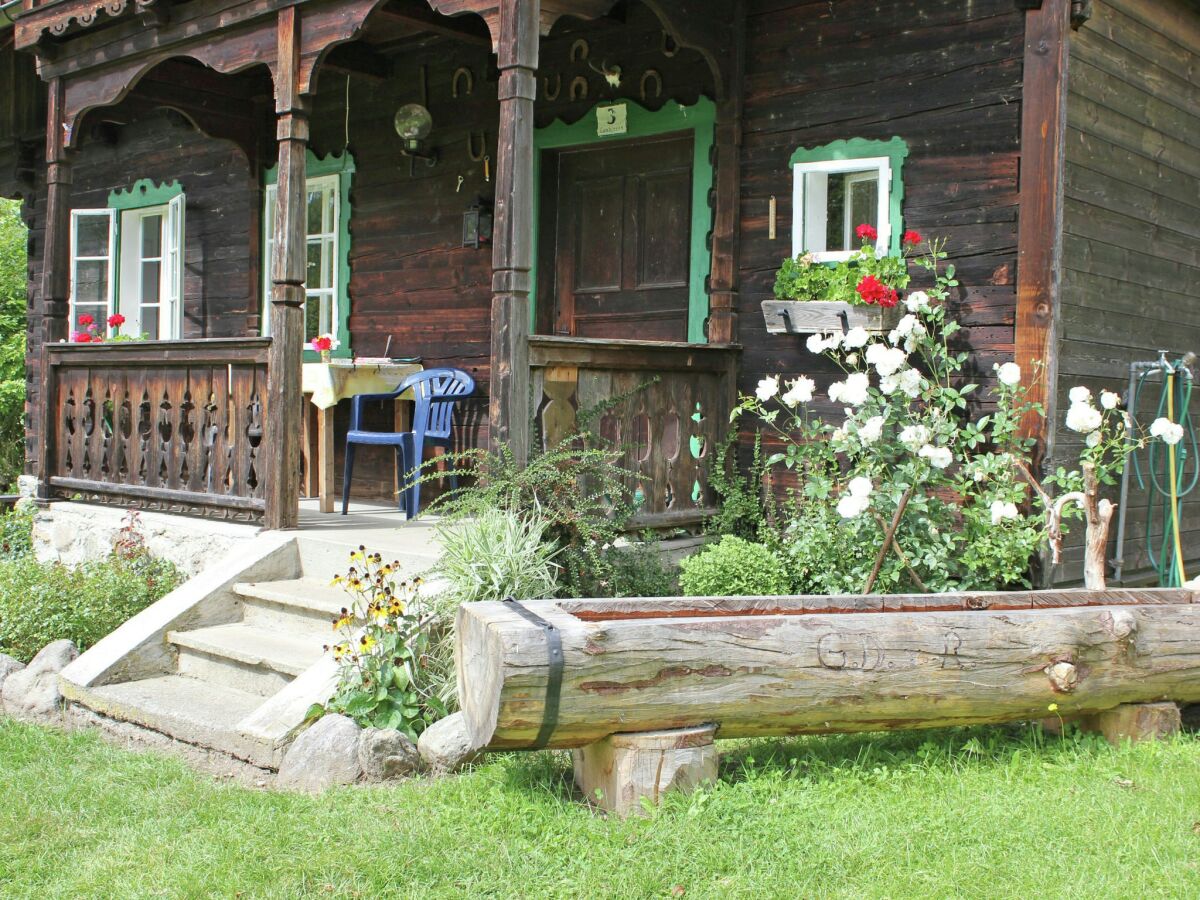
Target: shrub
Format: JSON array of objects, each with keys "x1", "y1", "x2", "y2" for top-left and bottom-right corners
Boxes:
[
  {"x1": 0, "y1": 551, "x2": 181, "y2": 663},
  {"x1": 0, "y1": 504, "x2": 33, "y2": 561},
  {"x1": 435, "y1": 509, "x2": 560, "y2": 608},
  {"x1": 679, "y1": 536, "x2": 791, "y2": 597},
  {"x1": 605, "y1": 539, "x2": 677, "y2": 598}
]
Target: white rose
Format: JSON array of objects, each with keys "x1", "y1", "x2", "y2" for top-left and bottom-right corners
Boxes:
[
  {"x1": 899, "y1": 368, "x2": 924, "y2": 398},
  {"x1": 989, "y1": 500, "x2": 1020, "y2": 525},
  {"x1": 1065, "y1": 402, "x2": 1102, "y2": 434},
  {"x1": 839, "y1": 372, "x2": 871, "y2": 406},
  {"x1": 866, "y1": 343, "x2": 907, "y2": 378},
  {"x1": 845, "y1": 353, "x2": 858, "y2": 366},
  {"x1": 1150, "y1": 417, "x2": 1185, "y2": 446},
  {"x1": 899, "y1": 424, "x2": 930, "y2": 451},
  {"x1": 919, "y1": 444, "x2": 953, "y2": 469},
  {"x1": 1068, "y1": 385, "x2": 1092, "y2": 404},
  {"x1": 806, "y1": 333, "x2": 834, "y2": 355},
  {"x1": 995, "y1": 362, "x2": 1021, "y2": 387},
  {"x1": 781, "y1": 376, "x2": 815, "y2": 407},
  {"x1": 1086, "y1": 431, "x2": 1102, "y2": 448},
  {"x1": 905, "y1": 291, "x2": 931, "y2": 313},
  {"x1": 836, "y1": 493, "x2": 870, "y2": 519},
  {"x1": 1100, "y1": 390, "x2": 1121, "y2": 410},
  {"x1": 841, "y1": 326, "x2": 869, "y2": 349},
  {"x1": 755, "y1": 376, "x2": 780, "y2": 402},
  {"x1": 879, "y1": 372, "x2": 900, "y2": 395},
  {"x1": 858, "y1": 416, "x2": 885, "y2": 445},
  {"x1": 848, "y1": 476, "x2": 873, "y2": 498}
]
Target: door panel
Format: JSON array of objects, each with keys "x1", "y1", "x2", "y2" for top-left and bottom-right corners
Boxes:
[{"x1": 543, "y1": 133, "x2": 693, "y2": 342}]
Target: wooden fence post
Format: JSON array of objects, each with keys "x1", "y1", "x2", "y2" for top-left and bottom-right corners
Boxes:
[
  {"x1": 265, "y1": 7, "x2": 308, "y2": 530},
  {"x1": 488, "y1": 0, "x2": 539, "y2": 465}
]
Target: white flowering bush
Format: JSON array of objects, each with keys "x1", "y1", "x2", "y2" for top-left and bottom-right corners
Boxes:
[{"x1": 737, "y1": 239, "x2": 1046, "y2": 592}]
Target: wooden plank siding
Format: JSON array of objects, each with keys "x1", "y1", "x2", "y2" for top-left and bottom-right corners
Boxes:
[
  {"x1": 1049, "y1": 0, "x2": 1200, "y2": 586},
  {"x1": 736, "y1": 0, "x2": 1025, "y2": 481}
]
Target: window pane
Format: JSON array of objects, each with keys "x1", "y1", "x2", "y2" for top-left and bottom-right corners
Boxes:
[
  {"x1": 76, "y1": 216, "x2": 110, "y2": 258},
  {"x1": 142, "y1": 307, "x2": 160, "y2": 337},
  {"x1": 141, "y1": 214, "x2": 163, "y2": 258},
  {"x1": 848, "y1": 176, "x2": 880, "y2": 240},
  {"x1": 307, "y1": 189, "x2": 325, "y2": 235},
  {"x1": 73, "y1": 305, "x2": 105, "y2": 332},
  {"x1": 75, "y1": 260, "x2": 108, "y2": 305},
  {"x1": 142, "y1": 261, "x2": 162, "y2": 304},
  {"x1": 325, "y1": 188, "x2": 337, "y2": 232},
  {"x1": 322, "y1": 237, "x2": 336, "y2": 290},
  {"x1": 825, "y1": 173, "x2": 848, "y2": 252},
  {"x1": 304, "y1": 298, "x2": 321, "y2": 341},
  {"x1": 307, "y1": 242, "x2": 322, "y2": 289}
]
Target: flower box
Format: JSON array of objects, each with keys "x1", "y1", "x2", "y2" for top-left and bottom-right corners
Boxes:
[{"x1": 760, "y1": 299, "x2": 902, "y2": 336}]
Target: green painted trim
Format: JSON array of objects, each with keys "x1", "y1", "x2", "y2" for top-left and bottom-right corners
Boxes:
[
  {"x1": 263, "y1": 151, "x2": 356, "y2": 360},
  {"x1": 107, "y1": 179, "x2": 183, "y2": 211},
  {"x1": 532, "y1": 98, "x2": 716, "y2": 344},
  {"x1": 789, "y1": 137, "x2": 909, "y2": 257}
]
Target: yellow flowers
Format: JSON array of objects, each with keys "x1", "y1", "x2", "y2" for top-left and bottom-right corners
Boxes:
[
  {"x1": 1048, "y1": 703, "x2": 1059, "y2": 713},
  {"x1": 359, "y1": 634, "x2": 376, "y2": 653},
  {"x1": 330, "y1": 574, "x2": 345, "y2": 587}
]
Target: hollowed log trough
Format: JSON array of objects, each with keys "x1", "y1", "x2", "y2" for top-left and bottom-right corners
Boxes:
[{"x1": 456, "y1": 589, "x2": 1200, "y2": 752}]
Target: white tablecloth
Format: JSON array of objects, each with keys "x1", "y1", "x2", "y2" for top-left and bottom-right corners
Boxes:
[{"x1": 301, "y1": 360, "x2": 424, "y2": 410}]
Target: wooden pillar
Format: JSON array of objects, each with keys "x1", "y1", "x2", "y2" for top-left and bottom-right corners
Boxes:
[
  {"x1": 488, "y1": 0, "x2": 539, "y2": 465},
  {"x1": 36, "y1": 78, "x2": 71, "y2": 502},
  {"x1": 265, "y1": 7, "x2": 308, "y2": 530},
  {"x1": 1014, "y1": 0, "x2": 1071, "y2": 459}
]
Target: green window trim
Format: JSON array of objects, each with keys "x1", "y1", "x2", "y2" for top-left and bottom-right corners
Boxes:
[
  {"x1": 263, "y1": 150, "x2": 355, "y2": 360},
  {"x1": 108, "y1": 178, "x2": 184, "y2": 211},
  {"x1": 532, "y1": 98, "x2": 716, "y2": 344},
  {"x1": 789, "y1": 137, "x2": 909, "y2": 258}
]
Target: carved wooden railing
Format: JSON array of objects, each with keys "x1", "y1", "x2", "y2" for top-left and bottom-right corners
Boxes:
[
  {"x1": 529, "y1": 336, "x2": 740, "y2": 530},
  {"x1": 43, "y1": 339, "x2": 271, "y2": 522}
]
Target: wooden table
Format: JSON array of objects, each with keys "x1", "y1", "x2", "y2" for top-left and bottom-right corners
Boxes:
[{"x1": 301, "y1": 359, "x2": 424, "y2": 513}]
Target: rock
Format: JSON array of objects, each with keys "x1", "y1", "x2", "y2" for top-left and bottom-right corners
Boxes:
[
  {"x1": 358, "y1": 728, "x2": 421, "y2": 781},
  {"x1": 418, "y1": 712, "x2": 481, "y2": 774},
  {"x1": 1, "y1": 639, "x2": 77, "y2": 724},
  {"x1": 276, "y1": 714, "x2": 363, "y2": 792},
  {"x1": 0, "y1": 653, "x2": 24, "y2": 694}
]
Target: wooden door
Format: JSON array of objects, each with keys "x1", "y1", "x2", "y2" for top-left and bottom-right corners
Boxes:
[{"x1": 539, "y1": 134, "x2": 694, "y2": 341}]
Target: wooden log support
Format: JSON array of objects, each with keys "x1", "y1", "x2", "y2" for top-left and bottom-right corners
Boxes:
[
  {"x1": 573, "y1": 725, "x2": 717, "y2": 818},
  {"x1": 1077, "y1": 702, "x2": 1182, "y2": 745},
  {"x1": 37, "y1": 77, "x2": 71, "y2": 503},
  {"x1": 488, "y1": 0, "x2": 539, "y2": 465},
  {"x1": 456, "y1": 590, "x2": 1200, "y2": 751},
  {"x1": 265, "y1": 7, "x2": 308, "y2": 531}
]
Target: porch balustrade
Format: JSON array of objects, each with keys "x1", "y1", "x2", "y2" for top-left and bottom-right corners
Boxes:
[
  {"x1": 42, "y1": 339, "x2": 271, "y2": 521},
  {"x1": 529, "y1": 336, "x2": 740, "y2": 530}
]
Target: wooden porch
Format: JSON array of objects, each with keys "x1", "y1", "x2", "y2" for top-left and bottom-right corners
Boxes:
[{"x1": 17, "y1": 0, "x2": 744, "y2": 529}]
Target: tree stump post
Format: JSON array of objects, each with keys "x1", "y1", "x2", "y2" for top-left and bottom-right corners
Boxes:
[
  {"x1": 572, "y1": 725, "x2": 717, "y2": 817},
  {"x1": 1078, "y1": 702, "x2": 1181, "y2": 745}
]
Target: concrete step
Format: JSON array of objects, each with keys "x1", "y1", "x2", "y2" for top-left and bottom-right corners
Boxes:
[
  {"x1": 168, "y1": 622, "x2": 327, "y2": 697},
  {"x1": 76, "y1": 674, "x2": 280, "y2": 768},
  {"x1": 296, "y1": 533, "x2": 443, "y2": 583},
  {"x1": 235, "y1": 578, "x2": 349, "y2": 635}
]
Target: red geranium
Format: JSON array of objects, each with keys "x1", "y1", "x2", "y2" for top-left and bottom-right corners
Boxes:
[
  {"x1": 902, "y1": 230, "x2": 922, "y2": 247},
  {"x1": 107, "y1": 313, "x2": 126, "y2": 328},
  {"x1": 77, "y1": 313, "x2": 94, "y2": 327},
  {"x1": 855, "y1": 223, "x2": 878, "y2": 243},
  {"x1": 856, "y1": 275, "x2": 900, "y2": 308},
  {"x1": 311, "y1": 335, "x2": 333, "y2": 352},
  {"x1": 71, "y1": 331, "x2": 92, "y2": 343}
]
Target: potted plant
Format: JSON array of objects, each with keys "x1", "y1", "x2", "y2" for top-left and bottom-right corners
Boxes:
[{"x1": 762, "y1": 224, "x2": 922, "y2": 334}]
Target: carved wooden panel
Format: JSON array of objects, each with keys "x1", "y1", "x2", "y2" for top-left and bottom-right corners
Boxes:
[{"x1": 45, "y1": 339, "x2": 270, "y2": 521}]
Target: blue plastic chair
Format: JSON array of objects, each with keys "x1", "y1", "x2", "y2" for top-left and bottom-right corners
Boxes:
[{"x1": 342, "y1": 368, "x2": 475, "y2": 518}]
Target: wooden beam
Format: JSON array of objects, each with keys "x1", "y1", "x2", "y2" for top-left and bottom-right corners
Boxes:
[
  {"x1": 488, "y1": 0, "x2": 537, "y2": 465},
  {"x1": 1015, "y1": 0, "x2": 1071, "y2": 461},
  {"x1": 375, "y1": 1, "x2": 493, "y2": 46},
  {"x1": 37, "y1": 77, "x2": 70, "y2": 504},
  {"x1": 264, "y1": 6, "x2": 308, "y2": 531}
]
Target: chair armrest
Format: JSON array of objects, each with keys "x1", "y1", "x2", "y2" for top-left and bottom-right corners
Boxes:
[{"x1": 348, "y1": 390, "x2": 409, "y2": 432}]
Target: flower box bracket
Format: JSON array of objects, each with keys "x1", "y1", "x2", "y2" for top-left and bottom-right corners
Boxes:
[{"x1": 761, "y1": 300, "x2": 902, "y2": 336}]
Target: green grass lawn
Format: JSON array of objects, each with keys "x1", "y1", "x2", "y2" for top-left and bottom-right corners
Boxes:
[{"x1": 2, "y1": 718, "x2": 1199, "y2": 898}]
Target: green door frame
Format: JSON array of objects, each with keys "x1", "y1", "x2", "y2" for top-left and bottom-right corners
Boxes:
[{"x1": 531, "y1": 98, "x2": 716, "y2": 344}]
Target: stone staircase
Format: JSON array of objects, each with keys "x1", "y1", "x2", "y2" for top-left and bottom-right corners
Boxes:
[{"x1": 59, "y1": 528, "x2": 444, "y2": 769}]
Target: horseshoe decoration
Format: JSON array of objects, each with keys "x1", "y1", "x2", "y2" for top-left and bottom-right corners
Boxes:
[
  {"x1": 570, "y1": 38, "x2": 589, "y2": 62},
  {"x1": 640, "y1": 69, "x2": 663, "y2": 102},
  {"x1": 569, "y1": 76, "x2": 589, "y2": 102},
  {"x1": 452, "y1": 67, "x2": 474, "y2": 98},
  {"x1": 543, "y1": 73, "x2": 562, "y2": 101}
]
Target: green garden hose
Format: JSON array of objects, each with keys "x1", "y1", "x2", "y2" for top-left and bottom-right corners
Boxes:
[{"x1": 1130, "y1": 355, "x2": 1198, "y2": 586}]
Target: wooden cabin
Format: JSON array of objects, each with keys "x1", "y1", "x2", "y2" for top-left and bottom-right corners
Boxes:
[{"x1": 0, "y1": 0, "x2": 1197, "y2": 586}]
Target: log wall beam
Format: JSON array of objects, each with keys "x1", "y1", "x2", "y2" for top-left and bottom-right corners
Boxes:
[{"x1": 488, "y1": 0, "x2": 538, "y2": 464}]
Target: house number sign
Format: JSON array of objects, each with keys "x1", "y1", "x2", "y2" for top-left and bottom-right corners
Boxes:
[{"x1": 596, "y1": 103, "x2": 628, "y2": 136}]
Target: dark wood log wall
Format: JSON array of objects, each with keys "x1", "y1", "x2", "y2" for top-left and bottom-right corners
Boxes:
[
  {"x1": 737, "y1": 0, "x2": 1026, "y2": 476},
  {"x1": 1050, "y1": 0, "x2": 1200, "y2": 585}
]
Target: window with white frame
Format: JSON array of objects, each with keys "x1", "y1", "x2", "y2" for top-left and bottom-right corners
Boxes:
[
  {"x1": 69, "y1": 189, "x2": 185, "y2": 340},
  {"x1": 263, "y1": 174, "x2": 341, "y2": 345},
  {"x1": 789, "y1": 138, "x2": 908, "y2": 263}
]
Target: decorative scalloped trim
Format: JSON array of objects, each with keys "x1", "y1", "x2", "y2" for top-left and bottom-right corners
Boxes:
[
  {"x1": 33, "y1": 0, "x2": 140, "y2": 41},
  {"x1": 107, "y1": 178, "x2": 183, "y2": 211}
]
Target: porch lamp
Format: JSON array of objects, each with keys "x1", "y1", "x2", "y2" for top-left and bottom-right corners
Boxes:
[
  {"x1": 394, "y1": 103, "x2": 437, "y2": 163},
  {"x1": 462, "y1": 196, "x2": 493, "y2": 249}
]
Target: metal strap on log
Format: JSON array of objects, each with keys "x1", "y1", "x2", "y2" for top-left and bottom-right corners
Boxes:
[{"x1": 502, "y1": 597, "x2": 564, "y2": 749}]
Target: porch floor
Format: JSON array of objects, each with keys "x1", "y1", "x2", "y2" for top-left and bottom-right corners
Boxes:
[{"x1": 294, "y1": 498, "x2": 447, "y2": 560}]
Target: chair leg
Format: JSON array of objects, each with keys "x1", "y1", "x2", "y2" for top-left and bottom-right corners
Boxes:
[
  {"x1": 403, "y1": 434, "x2": 423, "y2": 520},
  {"x1": 341, "y1": 443, "x2": 356, "y2": 516},
  {"x1": 395, "y1": 446, "x2": 408, "y2": 514}
]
